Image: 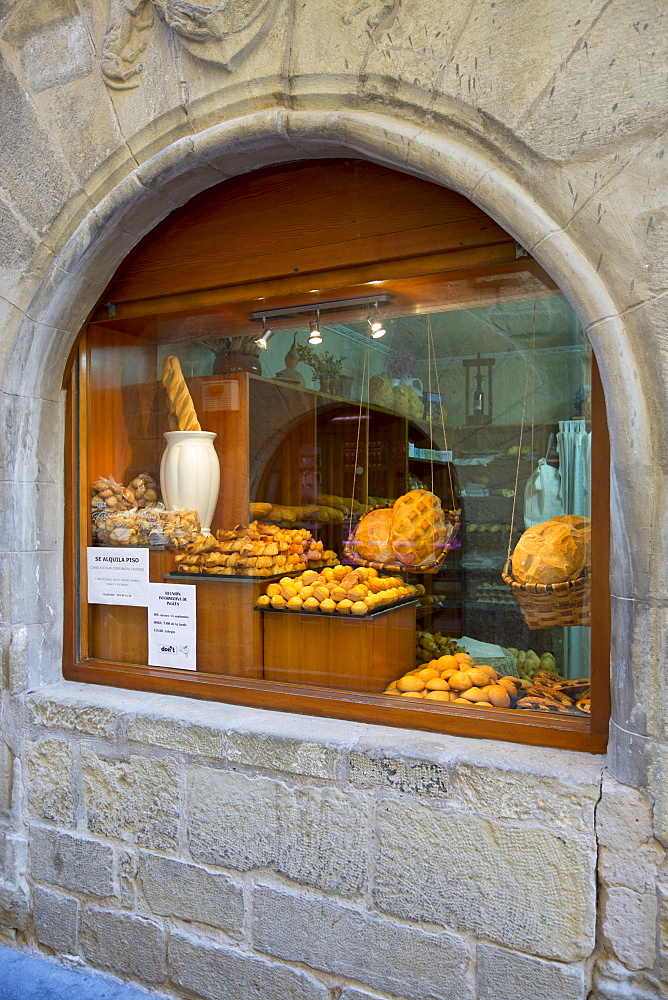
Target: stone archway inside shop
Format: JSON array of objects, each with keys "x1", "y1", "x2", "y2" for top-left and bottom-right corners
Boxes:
[{"x1": 12, "y1": 106, "x2": 651, "y2": 786}]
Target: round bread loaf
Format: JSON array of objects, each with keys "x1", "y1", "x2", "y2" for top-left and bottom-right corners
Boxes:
[
  {"x1": 368, "y1": 374, "x2": 393, "y2": 409},
  {"x1": 352, "y1": 507, "x2": 394, "y2": 562},
  {"x1": 552, "y1": 514, "x2": 591, "y2": 559},
  {"x1": 392, "y1": 384, "x2": 424, "y2": 419},
  {"x1": 512, "y1": 519, "x2": 586, "y2": 585},
  {"x1": 391, "y1": 489, "x2": 446, "y2": 566}
]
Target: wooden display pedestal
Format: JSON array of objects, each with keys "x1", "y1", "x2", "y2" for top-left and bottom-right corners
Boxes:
[{"x1": 261, "y1": 603, "x2": 416, "y2": 692}]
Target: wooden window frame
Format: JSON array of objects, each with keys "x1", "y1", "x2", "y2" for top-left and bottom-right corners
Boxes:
[{"x1": 62, "y1": 162, "x2": 610, "y2": 753}]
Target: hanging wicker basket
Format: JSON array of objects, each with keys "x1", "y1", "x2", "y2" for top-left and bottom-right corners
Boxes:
[
  {"x1": 502, "y1": 559, "x2": 591, "y2": 628},
  {"x1": 343, "y1": 504, "x2": 461, "y2": 575}
]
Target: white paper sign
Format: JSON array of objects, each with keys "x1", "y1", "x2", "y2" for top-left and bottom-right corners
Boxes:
[
  {"x1": 87, "y1": 547, "x2": 149, "y2": 607},
  {"x1": 148, "y1": 583, "x2": 197, "y2": 671}
]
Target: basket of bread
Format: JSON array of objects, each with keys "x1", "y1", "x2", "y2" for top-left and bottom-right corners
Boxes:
[
  {"x1": 343, "y1": 489, "x2": 460, "y2": 574},
  {"x1": 502, "y1": 514, "x2": 591, "y2": 628}
]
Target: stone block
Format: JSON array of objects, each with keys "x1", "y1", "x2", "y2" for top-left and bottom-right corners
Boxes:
[
  {"x1": 82, "y1": 750, "x2": 180, "y2": 851},
  {"x1": 27, "y1": 739, "x2": 74, "y2": 826},
  {"x1": 648, "y1": 743, "x2": 668, "y2": 848},
  {"x1": 253, "y1": 886, "x2": 474, "y2": 1000},
  {"x1": 340, "y1": 991, "x2": 395, "y2": 1000},
  {"x1": 349, "y1": 751, "x2": 450, "y2": 797},
  {"x1": 373, "y1": 798, "x2": 596, "y2": 962},
  {"x1": 0, "y1": 482, "x2": 60, "y2": 552},
  {"x1": 128, "y1": 715, "x2": 221, "y2": 757},
  {"x1": 168, "y1": 928, "x2": 329, "y2": 1000},
  {"x1": 601, "y1": 885, "x2": 657, "y2": 972},
  {"x1": 134, "y1": 136, "x2": 225, "y2": 209},
  {"x1": 592, "y1": 956, "x2": 662, "y2": 1000},
  {"x1": 6, "y1": 621, "x2": 62, "y2": 691},
  {"x1": 0, "y1": 742, "x2": 13, "y2": 818},
  {"x1": 0, "y1": 200, "x2": 42, "y2": 314},
  {"x1": 0, "y1": 881, "x2": 28, "y2": 932},
  {"x1": 33, "y1": 885, "x2": 78, "y2": 954},
  {"x1": 0, "y1": 550, "x2": 61, "y2": 628},
  {"x1": 227, "y1": 731, "x2": 339, "y2": 779},
  {"x1": 477, "y1": 944, "x2": 585, "y2": 1000},
  {"x1": 28, "y1": 693, "x2": 116, "y2": 737},
  {"x1": 187, "y1": 767, "x2": 367, "y2": 896},
  {"x1": 598, "y1": 842, "x2": 662, "y2": 895},
  {"x1": 658, "y1": 879, "x2": 668, "y2": 984},
  {"x1": 30, "y1": 827, "x2": 114, "y2": 897},
  {"x1": 609, "y1": 722, "x2": 649, "y2": 791},
  {"x1": 139, "y1": 851, "x2": 244, "y2": 935},
  {"x1": 597, "y1": 775, "x2": 655, "y2": 850},
  {"x1": 0, "y1": 834, "x2": 27, "y2": 885},
  {"x1": 0, "y1": 391, "x2": 62, "y2": 489},
  {"x1": 117, "y1": 849, "x2": 136, "y2": 910},
  {"x1": 454, "y1": 761, "x2": 600, "y2": 834},
  {"x1": 81, "y1": 905, "x2": 166, "y2": 984},
  {"x1": 0, "y1": 48, "x2": 78, "y2": 235}
]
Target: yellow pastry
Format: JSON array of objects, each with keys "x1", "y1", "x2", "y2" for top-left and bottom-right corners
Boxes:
[
  {"x1": 397, "y1": 675, "x2": 425, "y2": 692},
  {"x1": 350, "y1": 601, "x2": 369, "y2": 616}
]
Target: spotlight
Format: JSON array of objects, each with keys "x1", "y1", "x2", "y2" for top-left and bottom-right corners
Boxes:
[
  {"x1": 367, "y1": 303, "x2": 386, "y2": 338},
  {"x1": 254, "y1": 318, "x2": 273, "y2": 350},
  {"x1": 308, "y1": 312, "x2": 323, "y2": 345}
]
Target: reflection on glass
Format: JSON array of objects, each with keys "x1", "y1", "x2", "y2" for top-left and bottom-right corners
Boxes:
[{"x1": 85, "y1": 283, "x2": 593, "y2": 720}]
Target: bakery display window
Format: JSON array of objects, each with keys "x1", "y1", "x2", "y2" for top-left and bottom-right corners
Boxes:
[{"x1": 64, "y1": 159, "x2": 609, "y2": 751}]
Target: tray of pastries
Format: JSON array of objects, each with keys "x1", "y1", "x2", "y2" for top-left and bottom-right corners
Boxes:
[
  {"x1": 171, "y1": 521, "x2": 338, "y2": 578},
  {"x1": 255, "y1": 564, "x2": 423, "y2": 616}
]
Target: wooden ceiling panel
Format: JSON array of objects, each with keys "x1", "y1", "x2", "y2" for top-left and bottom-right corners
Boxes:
[{"x1": 107, "y1": 160, "x2": 514, "y2": 305}]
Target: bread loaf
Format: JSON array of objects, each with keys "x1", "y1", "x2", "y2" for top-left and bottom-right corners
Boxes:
[
  {"x1": 392, "y1": 384, "x2": 423, "y2": 419},
  {"x1": 512, "y1": 518, "x2": 587, "y2": 585},
  {"x1": 353, "y1": 508, "x2": 394, "y2": 562},
  {"x1": 391, "y1": 489, "x2": 446, "y2": 566},
  {"x1": 161, "y1": 355, "x2": 201, "y2": 431},
  {"x1": 368, "y1": 374, "x2": 393, "y2": 409}
]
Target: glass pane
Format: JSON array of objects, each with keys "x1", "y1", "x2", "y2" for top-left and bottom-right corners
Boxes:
[{"x1": 82, "y1": 269, "x2": 593, "y2": 721}]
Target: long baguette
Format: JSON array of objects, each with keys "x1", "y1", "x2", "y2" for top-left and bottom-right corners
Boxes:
[{"x1": 161, "y1": 355, "x2": 201, "y2": 431}]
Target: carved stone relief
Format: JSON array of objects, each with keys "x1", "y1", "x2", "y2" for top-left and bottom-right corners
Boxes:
[
  {"x1": 101, "y1": 0, "x2": 399, "y2": 89},
  {"x1": 343, "y1": 1, "x2": 397, "y2": 30},
  {"x1": 101, "y1": 0, "x2": 282, "y2": 89}
]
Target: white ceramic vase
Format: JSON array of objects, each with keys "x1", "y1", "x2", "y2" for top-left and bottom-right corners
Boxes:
[{"x1": 160, "y1": 431, "x2": 220, "y2": 536}]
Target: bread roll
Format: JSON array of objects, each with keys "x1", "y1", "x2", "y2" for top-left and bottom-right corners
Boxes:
[{"x1": 512, "y1": 519, "x2": 586, "y2": 585}]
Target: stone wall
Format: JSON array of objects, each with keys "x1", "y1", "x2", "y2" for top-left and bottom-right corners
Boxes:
[
  {"x1": 0, "y1": 0, "x2": 667, "y2": 997},
  {"x1": 0, "y1": 682, "x2": 661, "y2": 999},
  {"x1": 8, "y1": 682, "x2": 604, "y2": 999}
]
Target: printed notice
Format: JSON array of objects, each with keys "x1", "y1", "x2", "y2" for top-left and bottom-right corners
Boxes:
[
  {"x1": 87, "y1": 547, "x2": 149, "y2": 607},
  {"x1": 148, "y1": 583, "x2": 197, "y2": 671}
]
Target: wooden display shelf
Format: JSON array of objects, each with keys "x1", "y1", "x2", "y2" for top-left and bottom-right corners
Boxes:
[
  {"x1": 262, "y1": 602, "x2": 416, "y2": 692},
  {"x1": 90, "y1": 551, "x2": 264, "y2": 678}
]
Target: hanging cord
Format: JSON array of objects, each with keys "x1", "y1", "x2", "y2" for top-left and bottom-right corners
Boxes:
[
  {"x1": 506, "y1": 301, "x2": 537, "y2": 566},
  {"x1": 426, "y1": 316, "x2": 435, "y2": 494},
  {"x1": 347, "y1": 332, "x2": 371, "y2": 540},
  {"x1": 427, "y1": 317, "x2": 456, "y2": 510},
  {"x1": 529, "y1": 301, "x2": 537, "y2": 522}
]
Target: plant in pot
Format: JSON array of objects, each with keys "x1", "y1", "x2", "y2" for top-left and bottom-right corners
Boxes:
[
  {"x1": 197, "y1": 336, "x2": 263, "y2": 375},
  {"x1": 295, "y1": 343, "x2": 346, "y2": 395},
  {"x1": 386, "y1": 345, "x2": 422, "y2": 395}
]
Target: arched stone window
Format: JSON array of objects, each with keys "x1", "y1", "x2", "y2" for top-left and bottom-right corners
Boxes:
[{"x1": 65, "y1": 159, "x2": 610, "y2": 751}]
